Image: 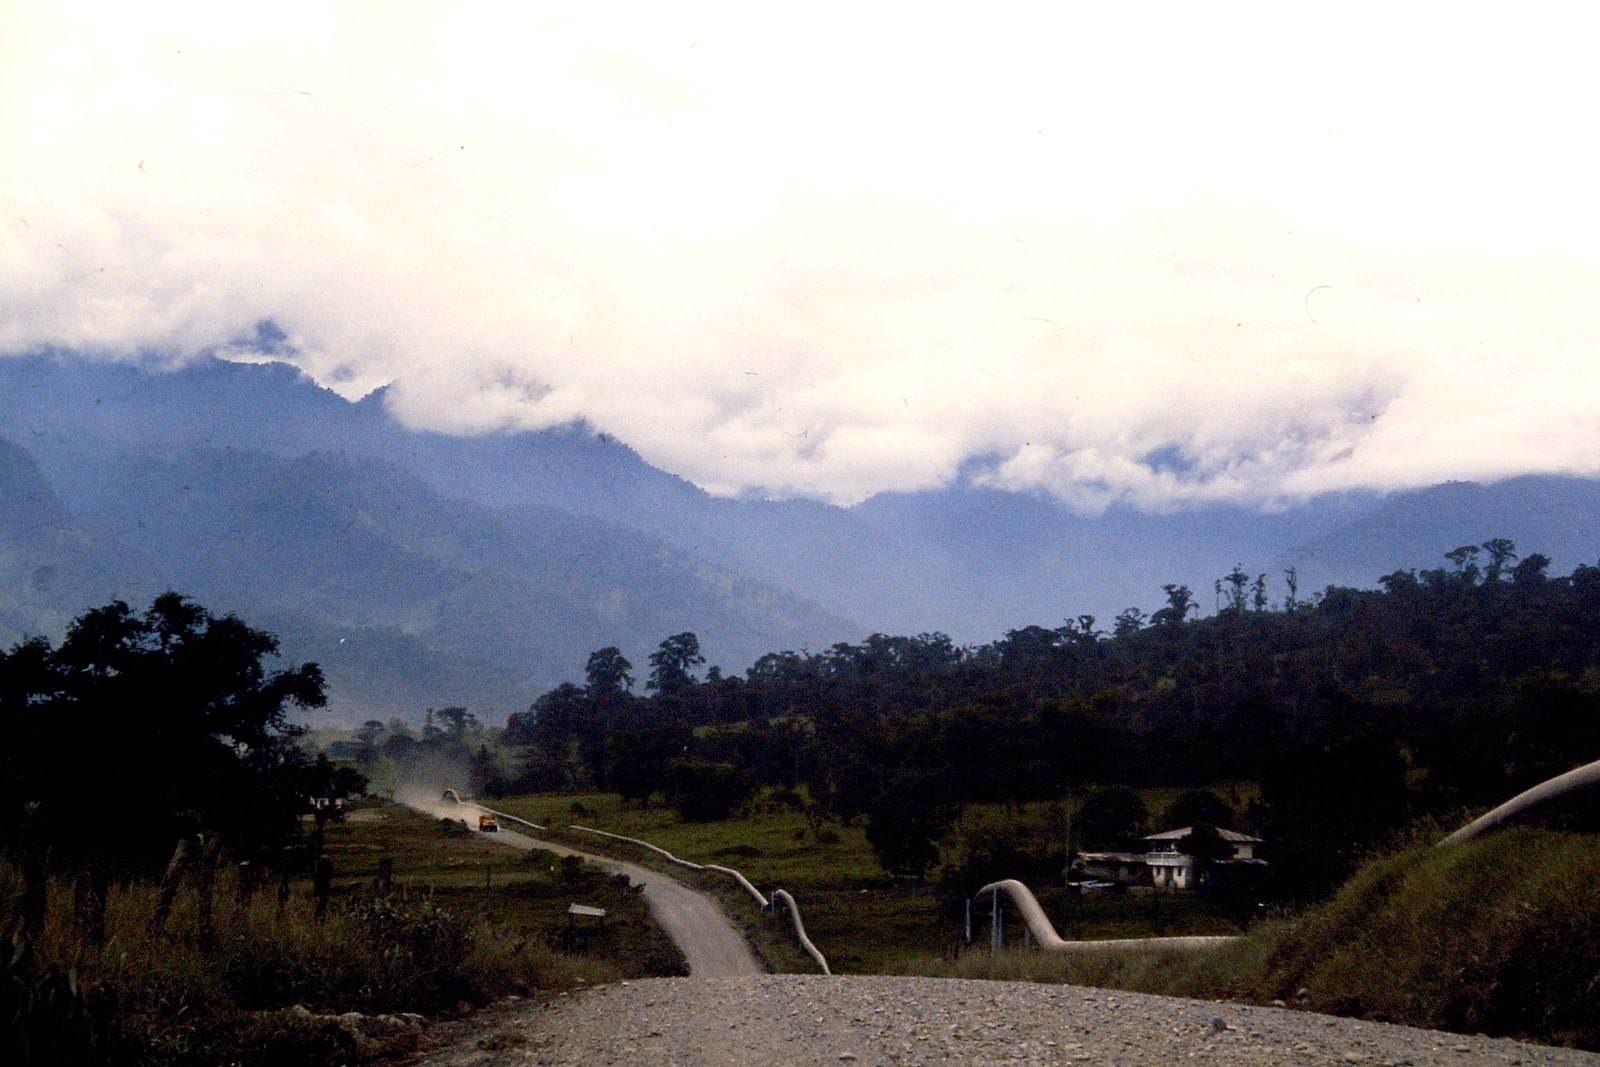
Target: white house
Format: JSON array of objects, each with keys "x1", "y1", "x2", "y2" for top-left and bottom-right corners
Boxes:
[{"x1": 1143, "y1": 826, "x2": 1263, "y2": 890}]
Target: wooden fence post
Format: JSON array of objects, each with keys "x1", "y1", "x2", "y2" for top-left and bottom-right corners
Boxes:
[
  {"x1": 20, "y1": 801, "x2": 47, "y2": 939},
  {"x1": 313, "y1": 856, "x2": 333, "y2": 921},
  {"x1": 194, "y1": 835, "x2": 223, "y2": 949},
  {"x1": 277, "y1": 862, "x2": 292, "y2": 915},
  {"x1": 148, "y1": 838, "x2": 190, "y2": 937},
  {"x1": 235, "y1": 859, "x2": 257, "y2": 915}
]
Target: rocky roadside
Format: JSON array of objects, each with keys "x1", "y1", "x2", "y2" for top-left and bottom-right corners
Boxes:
[{"x1": 402, "y1": 975, "x2": 1599, "y2": 1067}]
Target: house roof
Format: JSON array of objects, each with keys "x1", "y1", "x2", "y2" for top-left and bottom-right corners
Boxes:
[{"x1": 1143, "y1": 826, "x2": 1262, "y2": 844}]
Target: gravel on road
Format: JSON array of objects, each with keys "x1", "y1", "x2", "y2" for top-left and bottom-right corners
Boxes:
[
  {"x1": 412, "y1": 974, "x2": 1597, "y2": 1067},
  {"x1": 403, "y1": 797, "x2": 761, "y2": 978},
  {"x1": 479, "y1": 824, "x2": 762, "y2": 978}
]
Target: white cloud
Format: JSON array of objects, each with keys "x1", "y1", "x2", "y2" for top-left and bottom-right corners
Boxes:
[{"x1": 5, "y1": 1, "x2": 1600, "y2": 507}]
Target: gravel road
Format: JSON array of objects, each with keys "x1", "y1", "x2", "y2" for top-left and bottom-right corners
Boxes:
[
  {"x1": 486, "y1": 824, "x2": 761, "y2": 977},
  {"x1": 402, "y1": 796, "x2": 760, "y2": 978},
  {"x1": 415, "y1": 974, "x2": 1597, "y2": 1067}
]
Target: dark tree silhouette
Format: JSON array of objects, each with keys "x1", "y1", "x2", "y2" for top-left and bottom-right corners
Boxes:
[
  {"x1": 585, "y1": 646, "x2": 634, "y2": 695},
  {"x1": 865, "y1": 769, "x2": 962, "y2": 879},
  {"x1": 0, "y1": 593, "x2": 334, "y2": 865},
  {"x1": 1071, "y1": 786, "x2": 1149, "y2": 851},
  {"x1": 1160, "y1": 789, "x2": 1236, "y2": 831},
  {"x1": 1151, "y1": 584, "x2": 1196, "y2": 626},
  {"x1": 647, "y1": 632, "x2": 704, "y2": 695}
]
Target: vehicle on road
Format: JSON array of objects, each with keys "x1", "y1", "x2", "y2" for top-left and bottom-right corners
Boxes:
[{"x1": 478, "y1": 813, "x2": 499, "y2": 832}]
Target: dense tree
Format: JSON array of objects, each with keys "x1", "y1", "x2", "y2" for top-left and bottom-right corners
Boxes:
[
  {"x1": 933, "y1": 803, "x2": 1070, "y2": 903},
  {"x1": 585, "y1": 646, "x2": 634, "y2": 695},
  {"x1": 1071, "y1": 786, "x2": 1149, "y2": 851},
  {"x1": 1151, "y1": 584, "x2": 1196, "y2": 626},
  {"x1": 606, "y1": 719, "x2": 691, "y2": 802},
  {"x1": 1219, "y1": 565, "x2": 1250, "y2": 614},
  {"x1": 647, "y1": 632, "x2": 704, "y2": 695},
  {"x1": 354, "y1": 719, "x2": 386, "y2": 761},
  {"x1": 304, "y1": 753, "x2": 367, "y2": 827},
  {"x1": 504, "y1": 682, "x2": 591, "y2": 790},
  {"x1": 1159, "y1": 789, "x2": 1236, "y2": 831},
  {"x1": 1173, "y1": 824, "x2": 1236, "y2": 888},
  {"x1": 506, "y1": 536, "x2": 1600, "y2": 898},
  {"x1": 435, "y1": 706, "x2": 480, "y2": 741},
  {"x1": 0, "y1": 593, "x2": 336, "y2": 865},
  {"x1": 1113, "y1": 607, "x2": 1147, "y2": 637},
  {"x1": 666, "y1": 759, "x2": 756, "y2": 821},
  {"x1": 864, "y1": 769, "x2": 963, "y2": 879},
  {"x1": 1482, "y1": 538, "x2": 1518, "y2": 582}
]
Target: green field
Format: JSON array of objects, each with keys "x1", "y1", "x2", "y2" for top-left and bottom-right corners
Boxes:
[
  {"x1": 490, "y1": 791, "x2": 1248, "y2": 975},
  {"x1": 321, "y1": 802, "x2": 686, "y2": 980}
]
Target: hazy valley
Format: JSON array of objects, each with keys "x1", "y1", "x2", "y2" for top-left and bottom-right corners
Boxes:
[{"x1": 5, "y1": 353, "x2": 1600, "y2": 721}]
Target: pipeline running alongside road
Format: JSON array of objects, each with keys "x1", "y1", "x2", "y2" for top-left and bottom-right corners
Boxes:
[
  {"x1": 969, "y1": 878, "x2": 1240, "y2": 954},
  {"x1": 569, "y1": 824, "x2": 831, "y2": 976}
]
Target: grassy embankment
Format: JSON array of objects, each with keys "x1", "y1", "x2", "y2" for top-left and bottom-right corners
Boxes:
[
  {"x1": 920, "y1": 828, "x2": 1600, "y2": 1051},
  {"x1": 491, "y1": 791, "x2": 1244, "y2": 975},
  {"x1": 1, "y1": 802, "x2": 682, "y2": 1066}
]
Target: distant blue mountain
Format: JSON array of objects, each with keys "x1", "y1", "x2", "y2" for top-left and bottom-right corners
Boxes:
[
  {"x1": 2, "y1": 352, "x2": 1597, "y2": 719},
  {"x1": 1284, "y1": 476, "x2": 1600, "y2": 589},
  {"x1": 0, "y1": 357, "x2": 860, "y2": 718},
  {"x1": 0, "y1": 435, "x2": 124, "y2": 639}
]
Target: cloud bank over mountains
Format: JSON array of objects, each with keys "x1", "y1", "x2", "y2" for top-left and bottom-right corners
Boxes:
[{"x1": 5, "y1": 2, "x2": 1600, "y2": 509}]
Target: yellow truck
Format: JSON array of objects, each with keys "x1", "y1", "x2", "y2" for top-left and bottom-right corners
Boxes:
[{"x1": 477, "y1": 813, "x2": 499, "y2": 833}]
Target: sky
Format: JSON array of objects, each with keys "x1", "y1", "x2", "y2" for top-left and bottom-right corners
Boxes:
[{"x1": 4, "y1": 1, "x2": 1600, "y2": 511}]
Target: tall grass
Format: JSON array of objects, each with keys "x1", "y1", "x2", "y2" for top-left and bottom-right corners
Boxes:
[
  {"x1": 1255, "y1": 830, "x2": 1600, "y2": 1046},
  {"x1": 0, "y1": 801, "x2": 687, "y2": 1065},
  {"x1": 0, "y1": 858, "x2": 578, "y2": 1065}
]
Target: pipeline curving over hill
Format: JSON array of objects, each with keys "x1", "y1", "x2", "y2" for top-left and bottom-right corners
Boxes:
[
  {"x1": 969, "y1": 879, "x2": 1239, "y2": 954},
  {"x1": 1439, "y1": 756, "x2": 1600, "y2": 846}
]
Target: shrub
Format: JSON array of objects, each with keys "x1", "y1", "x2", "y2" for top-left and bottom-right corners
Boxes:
[
  {"x1": 0, "y1": 934, "x2": 140, "y2": 1066},
  {"x1": 865, "y1": 770, "x2": 962, "y2": 879},
  {"x1": 666, "y1": 759, "x2": 756, "y2": 822}
]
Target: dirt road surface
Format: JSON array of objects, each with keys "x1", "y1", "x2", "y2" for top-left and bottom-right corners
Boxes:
[
  {"x1": 415, "y1": 974, "x2": 1596, "y2": 1067},
  {"x1": 489, "y1": 824, "x2": 761, "y2": 978},
  {"x1": 408, "y1": 796, "x2": 760, "y2": 978}
]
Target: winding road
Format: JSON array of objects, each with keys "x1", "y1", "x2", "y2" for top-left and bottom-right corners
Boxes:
[
  {"x1": 408, "y1": 796, "x2": 760, "y2": 978},
  {"x1": 403, "y1": 797, "x2": 1594, "y2": 1066}
]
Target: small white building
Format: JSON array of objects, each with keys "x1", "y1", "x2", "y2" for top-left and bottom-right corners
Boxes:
[{"x1": 1143, "y1": 826, "x2": 1263, "y2": 890}]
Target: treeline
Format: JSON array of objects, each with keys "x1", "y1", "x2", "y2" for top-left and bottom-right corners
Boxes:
[
  {"x1": 0, "y1": 594, "x2": 383, "y2": 1065},
  {"x1": 328, "y1": 706, "x2": 508, "y2": 798},
  {"x1": 502, "y1": 541, "x2": 1600, "y2": 894},
  {"x1": 0, "y1": 593, "x2": 364, "y2": 869}
]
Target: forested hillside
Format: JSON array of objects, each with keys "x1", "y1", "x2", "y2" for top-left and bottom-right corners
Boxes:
[
  {"x1": 506, "y1": 543, "x2": 1600, "y2": 894},
  {"x1": 0, "y1": 432, "x2": 851, "y2": 718}
]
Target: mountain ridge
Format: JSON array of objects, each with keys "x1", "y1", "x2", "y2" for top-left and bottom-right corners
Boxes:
[{"x1": 2, "y1": 352, "x2": 1598, "y2": 718}]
